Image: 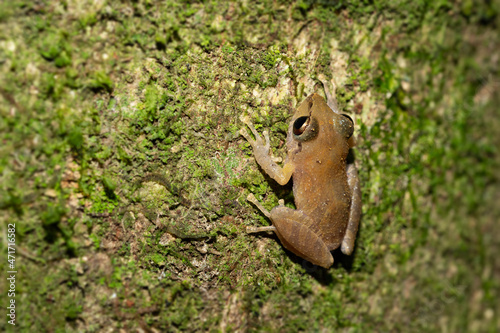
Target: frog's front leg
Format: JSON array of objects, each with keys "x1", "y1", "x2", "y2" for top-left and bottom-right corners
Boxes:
[
  {"x1": 246, "y1": 194, "x2": 333, "y2": 268},
  {"x1": 341, "y1": 163, "x2": 362, "y2": 255},
  {"x1": 240, "y1": 116, "x2": 294, "y2": 185}
]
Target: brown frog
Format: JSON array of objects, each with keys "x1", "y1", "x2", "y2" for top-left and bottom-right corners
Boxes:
[{"x1": 240, "y1": 87, "x2": 361, "y2": 268}]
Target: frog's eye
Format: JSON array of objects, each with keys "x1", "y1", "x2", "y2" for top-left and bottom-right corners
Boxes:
[
  {"x1": 341, "y1": 114, "x2": 354, "y2": 139},
  {"x1": 341, "y1": 114, "x2": 353, "y2": 124},
  {"x1": 293, "y1": 116, "x2": 319, "y2": 141},
  {"x1": 293, "y1": 116, "x2": 310, "y2": 135}
]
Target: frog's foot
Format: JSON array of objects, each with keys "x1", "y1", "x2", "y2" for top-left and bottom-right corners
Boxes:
[
  {"x1": 246, "y1": 193, "x2": 277, "y2": 233},
  {"x1": 240, "y1": 115, "x2": 294, "y2": 186},
  {"x1": 271, "y1": 207, "x2": 334, "y2": 268},
  {"x1": 239, "y1": 115, "x2": 271, "y2": 151},
  {"x1": 318, "y1": 74, "x2": 339, "y2": 113},
  {"x1": 246, "y1": 193, "x2": 271, "y2": 218}
]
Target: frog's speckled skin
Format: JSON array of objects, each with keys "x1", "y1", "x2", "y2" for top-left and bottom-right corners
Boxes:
[{"x1": 241, "y1": 92, "x2": 361, "y2": 268}]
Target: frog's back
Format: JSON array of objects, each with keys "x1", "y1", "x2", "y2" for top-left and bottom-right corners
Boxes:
[{"x1": 292, "y1": 157, "x2": 352, "y2": 251}]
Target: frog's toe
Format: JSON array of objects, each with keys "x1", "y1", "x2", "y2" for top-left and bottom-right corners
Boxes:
[
  {"x1": 247, "y1": 193, "x2": 271, "y2": 218},
  {"x1": 262, "y1": 130, "x2": 271, "y2": 149},
  {"x1": 240, "y1": 115, "x2": 251, "y2": 124},
  {"x1": 239, "y1": 127, "x2": 254, "y2": 144}
]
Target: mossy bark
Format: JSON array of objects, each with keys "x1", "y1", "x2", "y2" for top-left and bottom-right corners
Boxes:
[{"x1": 0, "y1": 1, "x2": 499, "y2": 332}]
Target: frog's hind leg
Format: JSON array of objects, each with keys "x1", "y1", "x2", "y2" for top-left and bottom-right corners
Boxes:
[
  {"x1": 246, "y1": 194, "x2": 333, "y2": 268},
  {"x1": 271, "y1": 207, "x2": 333, "y2": 268},
  {"x1": 341, "y1": 163, "x2": 362, "y2": 255}
]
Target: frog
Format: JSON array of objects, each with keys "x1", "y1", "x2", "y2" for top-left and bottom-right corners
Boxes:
[{"x1": 239, "y1": 84, "x2": 361, "y2": 268}]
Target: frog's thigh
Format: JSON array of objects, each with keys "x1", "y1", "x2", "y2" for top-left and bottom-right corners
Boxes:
[
  {"x1": 341, "y1": 163, "x2": 362, "y2": 255},
  {"x1": 270, "y1": 207, "x2": 333, "y2": 268}
]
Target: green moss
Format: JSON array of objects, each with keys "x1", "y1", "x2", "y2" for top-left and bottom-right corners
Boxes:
[
  {"x1": 39, "y1": 31, "x2": 72, "y2": 68},
  {"x1": 89, "y1": 71, "x2": 113, "y2": 93},
  {"x1": 1, "y1": 0, "x2": 498, "y2": 332}
]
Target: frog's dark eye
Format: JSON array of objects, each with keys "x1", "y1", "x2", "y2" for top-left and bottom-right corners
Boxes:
[
  {"x1": 293, "y1": 116, "x2": 319, "y2": 141},
  {"x1": 340, "y1": 114, "x2": 354, "y2": 139},
  {"x1": 293, "y1": 116, "x2": 310, "y2": 135}
]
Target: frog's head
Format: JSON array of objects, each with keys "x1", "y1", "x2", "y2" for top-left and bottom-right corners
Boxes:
[{"x1": 292, "y1": 94, "x2": 354, "y2": 146}]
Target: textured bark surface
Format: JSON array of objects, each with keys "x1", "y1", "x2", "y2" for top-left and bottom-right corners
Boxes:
[{"x1": 1, "y1": 1, "x2": 499, "y2": 332}]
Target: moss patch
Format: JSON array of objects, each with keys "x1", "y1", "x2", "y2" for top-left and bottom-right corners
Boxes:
[{"x1": 0, "y1": 0, "x2": 499, "y2": 332}]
